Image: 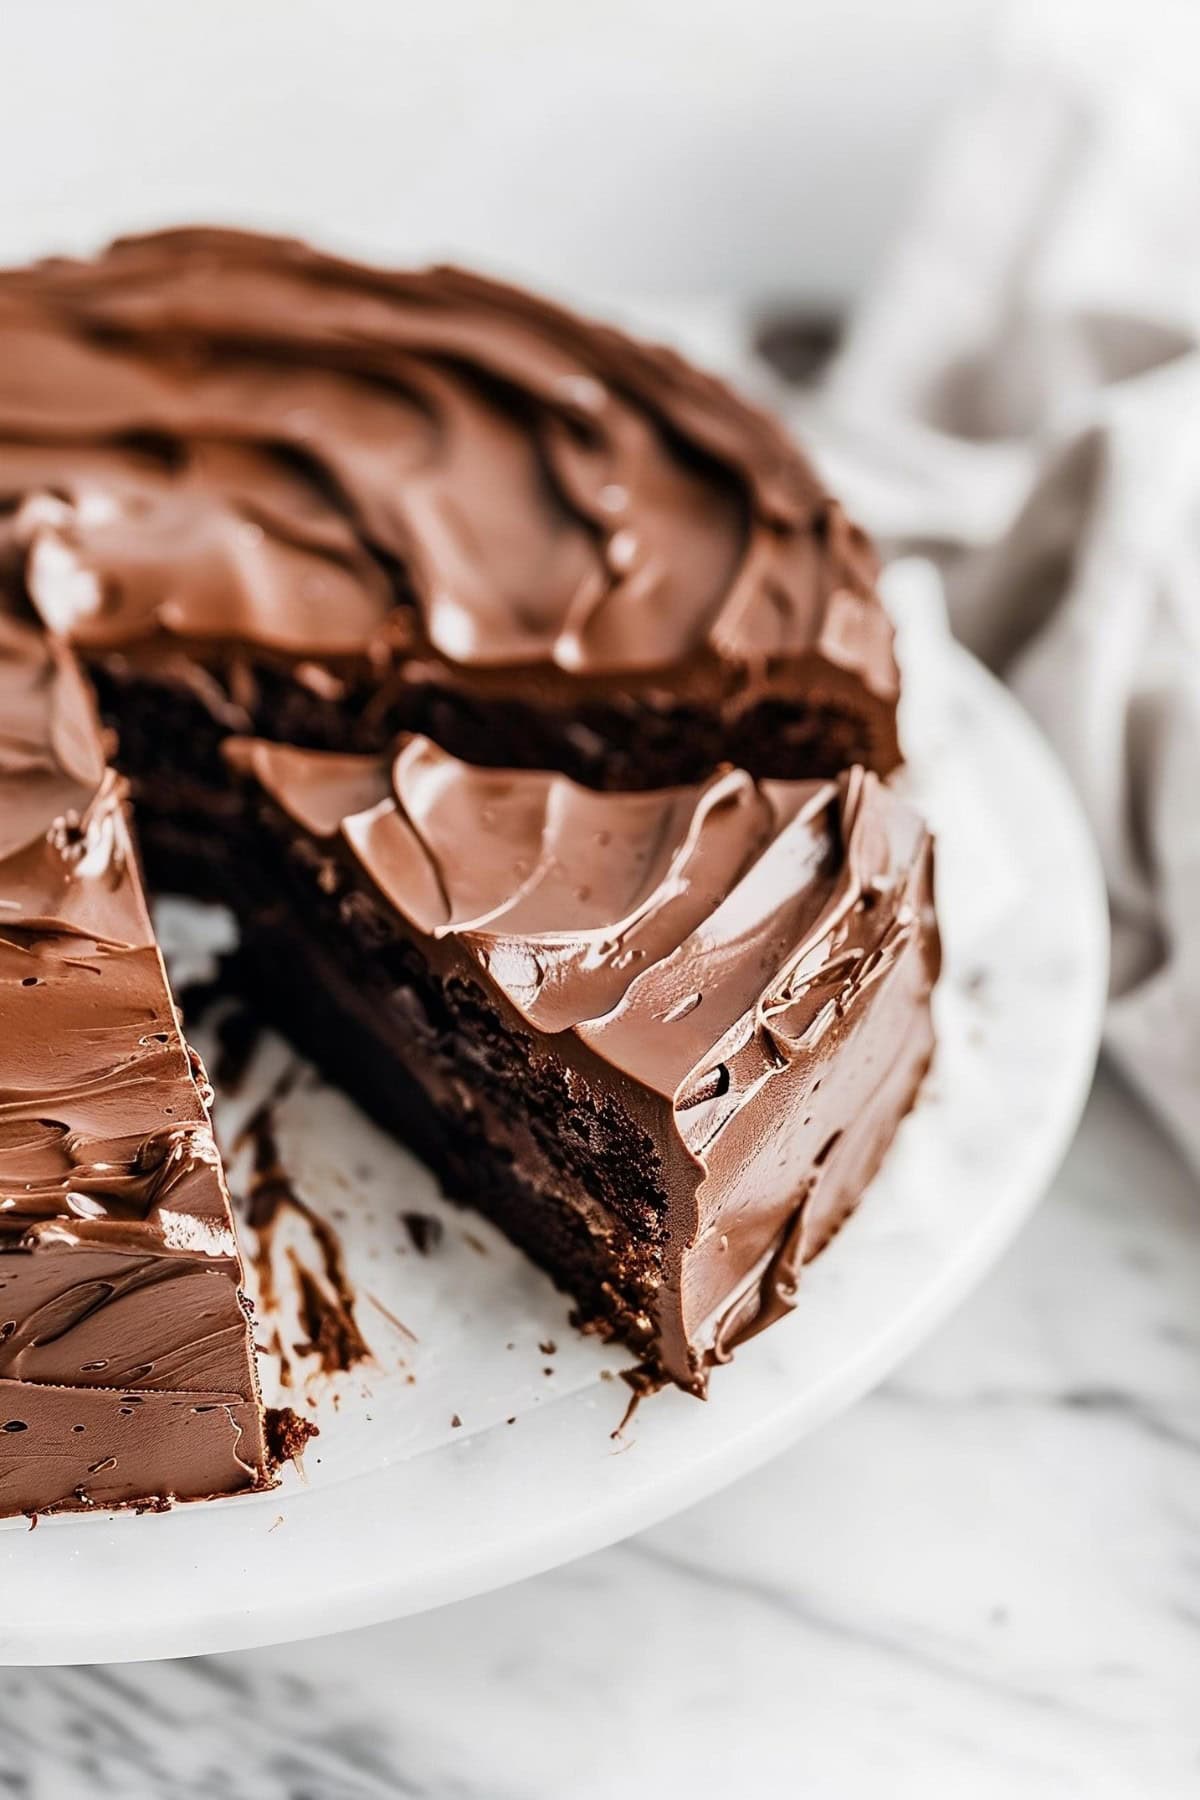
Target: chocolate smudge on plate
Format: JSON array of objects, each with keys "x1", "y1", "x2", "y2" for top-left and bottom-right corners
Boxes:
[{"x1": 236, "y1": 1079, "x2": 370, "y2": 1382}]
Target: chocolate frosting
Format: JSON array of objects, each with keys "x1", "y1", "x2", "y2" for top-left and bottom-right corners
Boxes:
[
  {"x1": 0, "y1": 228, "x2": 898, "y2": 752},
  {"x1": 0, "y1": 614, "x2": 267, "y2": 1512},
  {"x1": 230, "y1": 733, "x2": 939, "y2": 1387}
]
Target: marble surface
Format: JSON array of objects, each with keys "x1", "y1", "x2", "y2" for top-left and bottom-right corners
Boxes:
[{"x1": 2, "y1": 1064, "x2": 1197, "y2": 1799}]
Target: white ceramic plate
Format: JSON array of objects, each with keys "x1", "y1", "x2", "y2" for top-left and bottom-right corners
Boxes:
[{"x1": 0, "y1": 592, "x2": 1109, "y2": 1666}]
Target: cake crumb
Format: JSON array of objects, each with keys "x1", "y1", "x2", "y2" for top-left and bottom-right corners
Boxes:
[
  {"x1": 401, "y1": 1211, "x2": 444, "y2": 1256},
  {"x1": 266, "y1": 1406, "x2": 320, "y2": 1472}
]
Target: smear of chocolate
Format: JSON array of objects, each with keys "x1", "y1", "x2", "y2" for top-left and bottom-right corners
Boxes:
[
  {"x1": 402, "y1": 1211, "x2": 444, "y2": 1256},
  {"x1": 237, "y1": 1084, "x2": 370, "y2": 1381},
  {"x1": 611, "y1": 1362, "x2": 664, "y2": 1439},
  {"x1": 364, "y1": 1291, "x2": 417, "y2": 1344},
  {"x1": 289, "y1": 1249, "x2": 370, "y2": 1375}
]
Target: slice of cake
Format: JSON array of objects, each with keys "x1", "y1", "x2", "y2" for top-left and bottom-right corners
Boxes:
[
  {"x1": 225, "y1": 734, "x2": 939, "y2": 1392},
  {"x1": 0, "y1": 227, "x2": 899, "y2": 894},
  {"x1": 0, "y1": 614, "x2": 269, "y2": 1515}
]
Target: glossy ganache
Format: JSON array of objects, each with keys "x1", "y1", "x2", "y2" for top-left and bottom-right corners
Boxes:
[
  {"x1": 0, "y1": 614, "x2": 267, "y2": 1516},
  {"x1": 228, "y1": 736, "x2": 939, "y2": 1390},
  {"x1": 0, "y1": 228, "x2": 900, "y2": 808}
]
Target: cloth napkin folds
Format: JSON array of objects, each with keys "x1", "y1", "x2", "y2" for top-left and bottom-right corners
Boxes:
[{"x1": 803, "y1": 5, "x2": 1200, "y2": 1175}]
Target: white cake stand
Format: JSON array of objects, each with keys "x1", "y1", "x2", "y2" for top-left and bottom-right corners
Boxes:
[{"x1": 0, "y1": 579, "x2": 1109, "y2": 1664}]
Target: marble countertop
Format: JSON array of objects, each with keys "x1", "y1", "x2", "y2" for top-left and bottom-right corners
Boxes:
[{"x1": 2, "y1": 1064, "x2": 1196, "y2": 1799}]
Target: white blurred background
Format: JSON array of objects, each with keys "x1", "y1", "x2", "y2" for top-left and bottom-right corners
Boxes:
[{"x1": 3, "y1": 0, "x2": 1001, "y2": 303}]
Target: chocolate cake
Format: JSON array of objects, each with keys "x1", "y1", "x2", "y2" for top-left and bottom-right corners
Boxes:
[
  {"x1": 0, "y1": 229, "x2": 937, "y2": 1516},
  {"x1": 223, "y1": 736, "x2": 938, "y2": 1391},
  {"x1": 0, "y1": 615, "x2": 267, "y2": 1515}
]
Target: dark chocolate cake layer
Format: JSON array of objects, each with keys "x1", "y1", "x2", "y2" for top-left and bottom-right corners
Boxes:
[
  {"x1": 225, "y1": 735, "x2": 939, "y2": 1392},
  {"x1": 0, "y1": 614, "x2": 268, "y2": 1516},
  {"x1": 0, "y1": 228, "x2": 900, "y2": 840}
]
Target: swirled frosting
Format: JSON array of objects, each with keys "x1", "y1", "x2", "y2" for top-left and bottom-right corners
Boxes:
[{"x1": 0, "y1": 228, "x2": 899, "y2": 783}]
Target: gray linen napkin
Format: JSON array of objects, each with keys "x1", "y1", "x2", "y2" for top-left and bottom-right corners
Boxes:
[{"x1": 802, "y1": 3, "x2": 1200, "y2": 1173}]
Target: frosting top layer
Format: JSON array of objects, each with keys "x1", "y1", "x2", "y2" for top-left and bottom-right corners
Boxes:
[
  {"x1": 0, "y1": 229, "x2": 895, "y2": 701},
  {"x1": 230, "y1": 734, "x2": 936, "y2": 1163}
]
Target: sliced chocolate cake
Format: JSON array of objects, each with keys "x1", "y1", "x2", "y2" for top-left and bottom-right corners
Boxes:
[
  {"x1": 0, "y1": 227, "x2": 899, "y2": 890},
  {"x1": 0, "y1": 229, "x2": 938, "y2": 1515},
  {"x1": 0, "y1": 615, "x2": 268, "y2": 1515},
  {"x1": 223, "y1": 735, "x2": 938, "y2": 1392}
]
